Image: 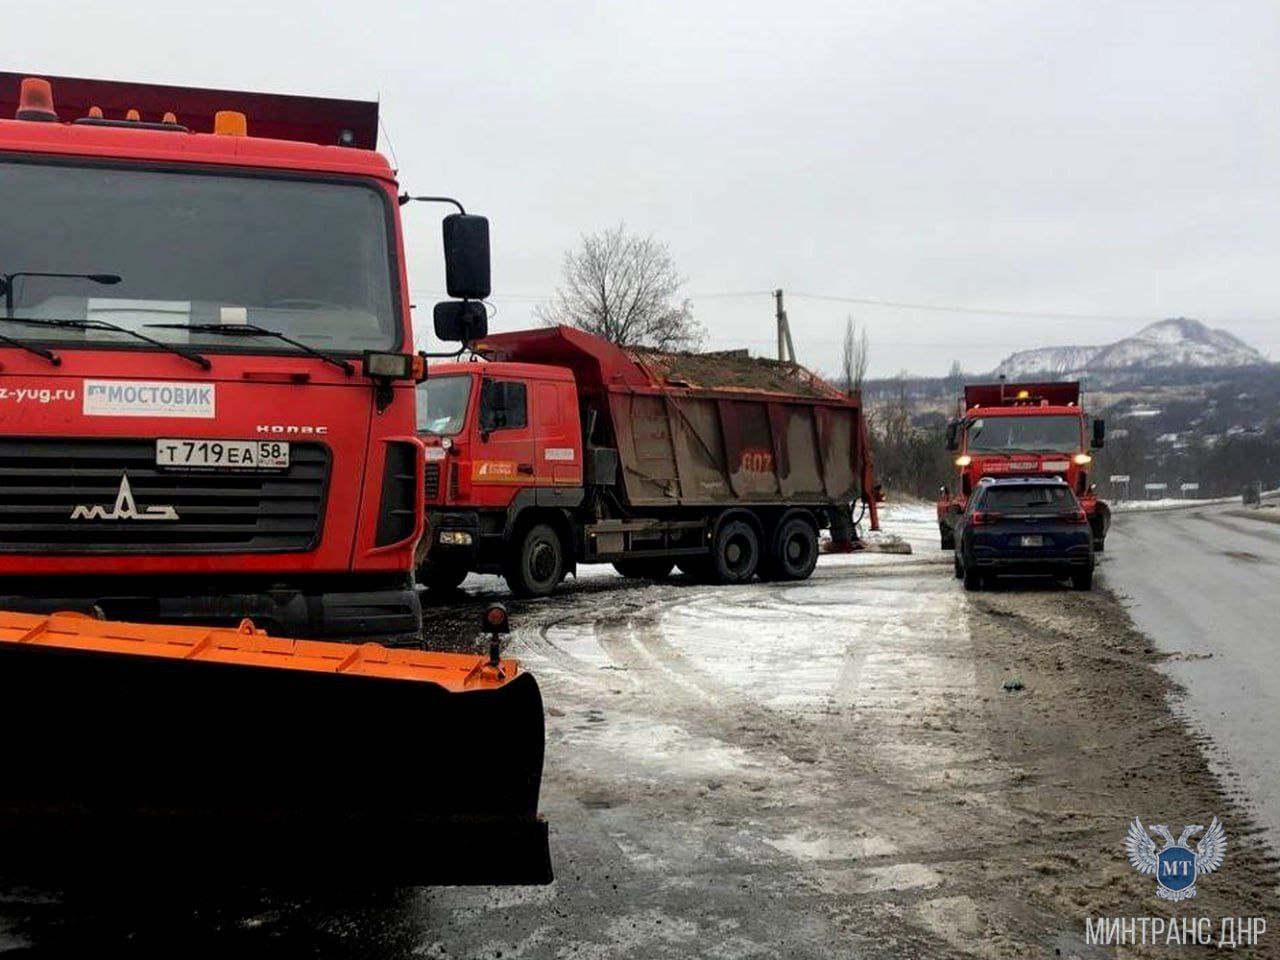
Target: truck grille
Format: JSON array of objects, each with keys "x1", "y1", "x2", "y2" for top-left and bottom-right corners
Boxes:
[
  {"x1": 0, "y1": 438, "x2": 329, "y2": 553},
  {"x1": 425, "y1": 462, "x2": 442, "y2": 501}
]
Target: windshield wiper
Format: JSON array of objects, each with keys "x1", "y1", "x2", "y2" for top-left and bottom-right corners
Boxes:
[
  {"x1": 7, "y1": 317, "x2": 211, "y2": 370},
  {"x1": 146, "y1": 323, "x2": 354, "y2": 375},
  {"x1": 0, "y1": 327, "x2": 60, "y2": 365}
]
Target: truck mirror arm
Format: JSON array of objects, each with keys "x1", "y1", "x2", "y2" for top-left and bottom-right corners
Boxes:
[{"x1": 399, "y1": 194, "x2": 466, "y2": 215}]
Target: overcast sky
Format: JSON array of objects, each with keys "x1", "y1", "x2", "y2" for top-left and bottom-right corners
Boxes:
[{"x1": 20, "y1": 0, "x2": 1280, "y2": 376}]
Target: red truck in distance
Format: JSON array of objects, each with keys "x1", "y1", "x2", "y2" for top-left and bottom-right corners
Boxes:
[
  {"x1": 937, "y1": 381, "x2": 1109, "y2": 551},
  {"x1": 415, "y1": 325, "x2": 881, "y2": 597},
  {"x1": 0, "y1": 73, "x2": 490, "y2": 643}
]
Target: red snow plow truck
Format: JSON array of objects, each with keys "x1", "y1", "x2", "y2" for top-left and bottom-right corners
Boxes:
[
  {"x1": 937, "y1": 381, "x2": 1109, "y2": 551},
  {"x1": 0, "y1": 72, "x2": 550, "y2": 884}
]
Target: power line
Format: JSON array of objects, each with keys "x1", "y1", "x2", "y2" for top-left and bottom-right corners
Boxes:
[
  {"x1": 421, "y1": 286, "x2": 1280, "y2": 327},
  {"x1": 688, "y1": 289, "x2": 1280, "y2": 327},
  {"x1": 788, "y1": 291, "x2": 1158, "y2": 323}
]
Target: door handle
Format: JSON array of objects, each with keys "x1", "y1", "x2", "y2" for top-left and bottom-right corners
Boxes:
[{"x1": 517, "y1": 463, "x2": 535, "y2": 475}]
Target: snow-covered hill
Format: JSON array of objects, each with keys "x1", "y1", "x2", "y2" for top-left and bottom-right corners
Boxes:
[
  {"x1": 993, "y1": 343, "x2": 1102, "y2": 379},
  {"x1": 993, "y1": 318, "x2": 1265, "y2": 378}
]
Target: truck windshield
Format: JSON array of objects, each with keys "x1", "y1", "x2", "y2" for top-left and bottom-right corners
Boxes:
[
  {"x1": 966, "y1": 415, "x2": 1082, "y2": 453},
  {"x1": 0, "y1": 160, "x2": 398, "y2": 354},
  {"x1": 417, "y1": 376, "x2": 472, "y2": 435}
]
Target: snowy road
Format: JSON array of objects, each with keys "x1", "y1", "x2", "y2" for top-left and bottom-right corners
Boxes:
[
  {"x1": 1106, "y1": 499, "x2": 1280, "y2": 853},
  {"x1": 3, "y1": 505, "x2": 1275, "y2": 957},
  {"x1": 399, "y1": 505, "x2": 1276, "y2": 957}
]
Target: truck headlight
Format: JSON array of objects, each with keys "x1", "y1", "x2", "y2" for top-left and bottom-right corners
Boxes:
[
  {"x1": 1073, "y1": 453, "x2": 1092, "y2": 465},
  {"x1": 438, "y1": 530, "x2": 473, "y2": 546},
  {"x1": 955, "y1": 455, "x2": 972, "y2": 467}
]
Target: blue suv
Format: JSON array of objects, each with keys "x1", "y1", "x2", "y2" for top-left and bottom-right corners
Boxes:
[{"x1": 954, "y1": 477, "x2": 1094, "y2": 591}]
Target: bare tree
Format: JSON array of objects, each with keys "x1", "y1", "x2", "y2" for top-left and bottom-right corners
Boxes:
[
  {"x1": 840, "y1": 316, "x2": 870, "y2": 395},
  {"x1": 535, "y1": 224, "x2": 703, "y2": 350}
]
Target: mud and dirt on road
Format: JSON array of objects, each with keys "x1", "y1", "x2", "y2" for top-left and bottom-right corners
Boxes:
[
  {"x1": 406, "y1": 509, "x2": 1279, "y2": 958},
  {"x1": 1, "y1": 508, "x2": 1275, "y2": 958}
]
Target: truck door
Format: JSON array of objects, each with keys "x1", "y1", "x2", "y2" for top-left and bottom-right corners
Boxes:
[
  {"x1": 533, "y1": 381, "x2": 583, "y2": 486},
  {"x1": 474, "y1": 377, "x2": 536, "y2": 494}
]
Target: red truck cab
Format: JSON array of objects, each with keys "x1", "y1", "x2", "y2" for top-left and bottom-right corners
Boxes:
[
  {"x1": 937, "y1": 381, "x2": 1109, "y2": 551},
  {"x1": 0, "y1": 73, "x2": 488, "y2": 642},
  {"x1": 415, "y1": 360, "x2": 584, "y2": 589}
]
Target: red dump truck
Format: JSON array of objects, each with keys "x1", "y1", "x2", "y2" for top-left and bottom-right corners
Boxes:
[
  {"x1": 415, "y1": 326, "x2": 880, "y2": 596},
  {"x1": 937, "y1": 380, "x2": 1109, "y2": 550}
]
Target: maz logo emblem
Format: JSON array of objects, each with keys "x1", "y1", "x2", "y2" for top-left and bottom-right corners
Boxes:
[{"x1": 70, "y1": 474, "x2": 180, "y2": 521}]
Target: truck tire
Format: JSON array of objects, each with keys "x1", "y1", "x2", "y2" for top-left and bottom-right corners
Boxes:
[
  {"x1": 1093, "y1": 538, "x2": 1105, "y2": 553},
  {"x1": 419, "y1": 563, "x2": 468, "y2": 593},
  {"x1": 505, "y1": 523, "x2": 565, "y2": 598},
  {"x1": 953, "y1": 554, "x2": 963, "y2": 579},
  {"x1": 761, "y1": 516, "x2": 819, "y2": 581},
  {"x1": 708, "y1": 519, "x2": 760, "y2": 585},
  {"x1": 939, "y1": 523, "x2": 954, "y2": 551},
  {"x1": 1071, "y1": 568, "x2": 1094, "y2": 591},
  {"x1": 612, "y1": 559, "x2": 676, "y2": 580}
]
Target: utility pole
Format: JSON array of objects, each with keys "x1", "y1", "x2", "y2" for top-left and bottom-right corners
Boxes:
[{"x1": 773, "y1": 288, "x2": 796, "y2": 364}]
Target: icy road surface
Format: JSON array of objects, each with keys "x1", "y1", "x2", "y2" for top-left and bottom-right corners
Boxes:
[
  {"x1": 2, "y1": 505, "x2": 1275, "y2": 957},
  {"x1": 1107, "y1": 498, "x2": 1280, "y2": 853}
]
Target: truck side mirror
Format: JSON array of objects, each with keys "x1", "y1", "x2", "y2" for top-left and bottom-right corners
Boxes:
[
  {"x1": 433, "y1": 300, "x2": 488, "y2": 343},
  {"x1": 443, "y1": 213, "x2": 491, "y2": 300},
  {"x1": 1092, "y1": 418, "x2": 1105, "y2": 449},
  {"x1": 944, "y1": 420, "x2": 960, "y2": 451}
]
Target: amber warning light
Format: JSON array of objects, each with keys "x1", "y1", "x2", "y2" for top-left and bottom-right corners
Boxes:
[
  {"x1": 15, "y1": 77, "x2": 56, "y2": 122},
  {"x1": 214, "y1": 110, "x2": 247, "y2": 137}
]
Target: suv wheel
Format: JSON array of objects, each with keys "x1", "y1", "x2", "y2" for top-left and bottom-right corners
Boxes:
[{"x1": 962, "y1": 565, "x2": 983, "y2": 591}]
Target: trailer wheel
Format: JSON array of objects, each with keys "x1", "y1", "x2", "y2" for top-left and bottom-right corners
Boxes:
[
  {"x1": 709, "y1": 519, "x2": 760, "y2": 584},
  {"x1": 1071, "y1": 568, "x2": 1094, "y2": 591},
  {"x1": 505, "y1": 524, "x2": 565, "y2": 598},
  {"x1": 612, "y1": 559, "x2": 676, "y2": 580},
  {"x1": 762, "y1": 517, "x2": 818, "y2": 581}
]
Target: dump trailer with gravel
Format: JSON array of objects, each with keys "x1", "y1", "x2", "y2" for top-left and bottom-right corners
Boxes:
[{"x1": 416, "y1": 325, "x2": 880, "y2": 596}]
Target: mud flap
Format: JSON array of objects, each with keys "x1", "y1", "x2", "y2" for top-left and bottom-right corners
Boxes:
[{"x1": 0, "y1": 617, "x2": 551, "y2": 885}]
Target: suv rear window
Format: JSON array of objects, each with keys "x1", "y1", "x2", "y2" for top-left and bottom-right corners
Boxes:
[{"x1": 979, "y1": 485, "x2": 1075, "y2": 511}]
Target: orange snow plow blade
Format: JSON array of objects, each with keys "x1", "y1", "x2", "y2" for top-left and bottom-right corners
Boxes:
[{"x1": 0, "y1": 611, "x2": 551, "y2": 885}]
